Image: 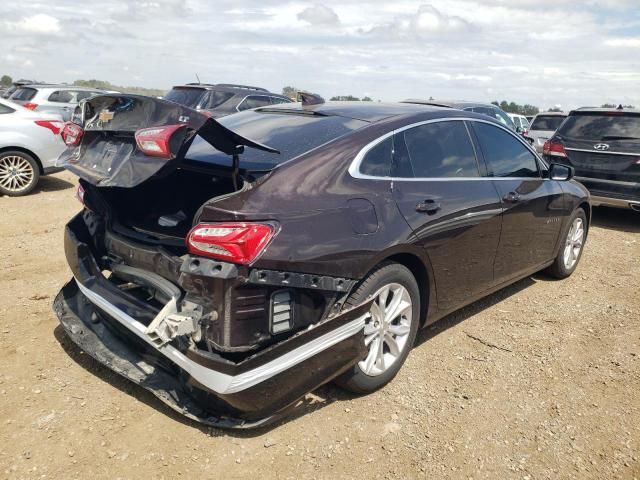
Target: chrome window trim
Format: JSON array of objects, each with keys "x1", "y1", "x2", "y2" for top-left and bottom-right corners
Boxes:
[
  {"x1": 348, "y1": 117, "x2": 545, "y2": 181},
  {"x1": 565, "y1": 147, "x2": 640, "y2": 157}
]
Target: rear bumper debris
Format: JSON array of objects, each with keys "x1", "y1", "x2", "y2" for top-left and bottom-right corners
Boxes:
[{"x1": 54, "y1": 216, "x2": 370, "y2": 427}]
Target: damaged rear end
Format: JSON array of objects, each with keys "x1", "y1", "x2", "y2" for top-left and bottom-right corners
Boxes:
[{"x1": 54, "y1": 94, "x2": 369, "y2": 427}]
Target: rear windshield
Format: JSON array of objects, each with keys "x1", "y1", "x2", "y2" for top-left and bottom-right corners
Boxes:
[
  {"x1": 531, "y1": 115, "x2": 566, "y2": 131},
  {"x1": 10, "y1": 87, "x2": 37, "y2": 101},
  {"x1": 186, "y1": 110, "x2": 368, "y2": 170},
  {"x1": 164, "y1": 88, "x2": 206, "y2": 109},
  {"x1": 558, "y1": 113, "x2": 640, "y2": 140}
]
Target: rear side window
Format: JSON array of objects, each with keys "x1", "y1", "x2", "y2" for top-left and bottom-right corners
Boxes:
[
  {"x1": 360, "y1": 137, "x2": 392, "y2": 176},
  {"x1": 0, "y1": 103, "x2": 15, "y2": 114},
  {"x1": 395, "y1": 121, "x2": 479, "y2": 178},
  {"x1": 203, "y1": 90, "x2": 234, "y2": 109},
  {"x1": 10, "y1": 87, "x2": 37, "y2": 101},
  {"x1": 237, "y1": 95, "x2": 272, "y2": 111},
  {"x1": 531, "y1": 115, "x2": 566, "y2": 131},
  {"x1": 474, "y1": 123, "x2": 539, "y2": 178},
  {"x1": 48, "y1": 90, "x2": 74, "y2": 103},
  {"x1": 558, "y1": 113, "x2": 640, "y2": 140},
  {"x1": 270, "y1": 96, "x2": 291, "y2": 105}
]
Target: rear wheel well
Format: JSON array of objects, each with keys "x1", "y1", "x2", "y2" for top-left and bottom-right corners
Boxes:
[
  {"x1": 384, "y1": 253, "x2": 429, "y2": 326},
  {"x1": 577, "y1": 201, "x2": 590, "y2": 230},
  {"x1": 0, "y1": 147, "x2": 43, "y2": 174}
]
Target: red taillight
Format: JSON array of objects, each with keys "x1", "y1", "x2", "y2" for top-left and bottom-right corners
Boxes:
[
  {"x1": 61, "y1": 122, "x2": 84, "y2": 146},
  {"x1": 34, "y1": 120, "x2": 64, "y2": 135},
  {"x1": 186, "y1": 222, "x2": 276, "y2": 265},
  {"x1": 134, "y1": 124, "x2": 185, "y2": 158},
  {"x1": 23, "y1": 102, "x2": 38, "y2": 110},
  {"x1": 543, "y1": 139, "x2": 567, "y2": 158}
]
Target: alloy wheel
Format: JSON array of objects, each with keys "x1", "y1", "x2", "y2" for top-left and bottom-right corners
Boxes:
[
  {"x1": 563, "y1": 217, "x2": 584, "y2": 269},
  {"x1": 0, "y1": 155, "x2": 35, "y2": 193},
  {"x1": 359, "y1": 283, "x2": 413, "y2": 377}
]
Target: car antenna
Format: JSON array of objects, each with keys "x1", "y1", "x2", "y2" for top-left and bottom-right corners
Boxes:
[{"x1": 195, "y1": 73, "x2": 201, "y2": 84}]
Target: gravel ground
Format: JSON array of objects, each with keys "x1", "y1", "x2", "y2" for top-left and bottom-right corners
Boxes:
[{"x1": 0, "y1": 171, "x2": 638, "y2": 480}]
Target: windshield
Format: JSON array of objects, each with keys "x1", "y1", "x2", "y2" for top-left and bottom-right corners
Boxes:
[
  {"x1": 558, "y1": 113, "x2": 640, "y2": 140},
  {"x1": 164, "y1": 88, "x2": 206, "y2": 109},
  {"x1": 531, "y1": 115, "x2": 566, "y2": 131},
  {"x1": 185, "y1": 110, "x2": 368, "y2": 170}
]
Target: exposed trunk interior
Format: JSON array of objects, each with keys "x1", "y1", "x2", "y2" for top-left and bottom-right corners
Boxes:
[{"x1": 93, "y1": 167, "x2": 239, "y2": 249}]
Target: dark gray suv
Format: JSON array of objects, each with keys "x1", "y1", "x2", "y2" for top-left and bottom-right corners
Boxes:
[{"x1": 164, "y1": 83, "x2": 292, "y2": 117}]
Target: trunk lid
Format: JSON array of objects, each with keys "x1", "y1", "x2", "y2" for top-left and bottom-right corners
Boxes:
[{"x1": 58, "y1": 93, "x2": 277, "y2": 188}]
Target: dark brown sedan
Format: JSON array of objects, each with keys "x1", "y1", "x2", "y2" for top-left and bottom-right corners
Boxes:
[{"x1": 54, "y1": 94, "x2": 590, "y2": 427}]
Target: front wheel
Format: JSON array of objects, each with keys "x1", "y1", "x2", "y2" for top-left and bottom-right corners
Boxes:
[
  {"x1": 334, "y1": 263, "x2": 420, "y2": 394},
  {"x1": 545, "y1": 208, "x2": 587, "y2": 279}
]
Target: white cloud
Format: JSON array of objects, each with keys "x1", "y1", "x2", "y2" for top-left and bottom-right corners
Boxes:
[
  {"x1": 5, "y1": 14, "x2": 61, "y2": 34},
  {"x1": 0, "y1": 0, "x2": 638, "y2": 110},
  {"x1": 604, "y1": 37, "x2": 640, "y2": 47},
  {"x1": 297, "y1": 4, "x2": 340, "y2": 26},
  {"x1": 410, "y1": 4, "x2": 470, "y2": 34}
]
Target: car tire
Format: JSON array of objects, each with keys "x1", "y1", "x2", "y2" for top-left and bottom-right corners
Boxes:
[
  {"x1": 0, "y1": 151, "x2": 40, "y2": 197},
  {"x1": 334, "y1": 262, "x2": 420, "y2": 394},
  {"x1": 545, "y1": 208, "x2": 587, "y2": 279}
]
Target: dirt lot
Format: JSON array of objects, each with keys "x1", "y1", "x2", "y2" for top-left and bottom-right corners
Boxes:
[{"x1": 0, "y1": 171, "x2": 638, "y2": 480}]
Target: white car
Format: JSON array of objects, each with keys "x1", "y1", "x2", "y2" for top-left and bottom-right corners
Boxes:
[
  {"x1": 0, "y1": 98, "x2": 66, "y2": 196},
  {"x1": 507, "y1": 113, "x2": 531, "y2": 134}
]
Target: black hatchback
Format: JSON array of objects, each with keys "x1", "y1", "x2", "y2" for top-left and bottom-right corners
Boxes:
[{"x1": 543, "y1": 107, "x2": 640, "y2": 211}]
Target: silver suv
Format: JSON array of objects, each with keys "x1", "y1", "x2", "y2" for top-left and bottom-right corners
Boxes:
[{"x1": 9, "y1": 85, "x2": 111, "y2": 121}]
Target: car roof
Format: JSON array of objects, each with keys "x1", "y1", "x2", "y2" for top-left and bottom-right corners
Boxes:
[
  {"x1": 15, "y1": 84, "x2": 106, "y2": 91},
  {"x1": 402, "y1": 99, "x2": 499, "y2": 109},
  {"x1": 171, "y1": 83, "x2": 284, "y2": 95},
  {"x1": 535, "y1": 111, "x2": 567, "y2": 116},
  {"x1": 569, "y1": 107, "x2": 640, "y2": 115},
  {"x1": 254, "y1": 101, "x2": 458, "y2": 123}
]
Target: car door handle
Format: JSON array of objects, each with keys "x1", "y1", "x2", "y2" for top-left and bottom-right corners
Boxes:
[
  {"x1": 415, "y1": 199, "x2": 441, "y2": 214},
  {"x1": 503, "y1": 191, "x2": 521, "y2": 203}
]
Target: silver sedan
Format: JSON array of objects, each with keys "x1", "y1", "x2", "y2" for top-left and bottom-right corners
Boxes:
[{"x1": 0, "y1": 98, "x2": 66, "y2": 196}]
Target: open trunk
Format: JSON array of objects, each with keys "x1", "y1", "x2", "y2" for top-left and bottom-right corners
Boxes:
[{"x1": 87, "y1": 168, "x2": 239, "y2": 250}]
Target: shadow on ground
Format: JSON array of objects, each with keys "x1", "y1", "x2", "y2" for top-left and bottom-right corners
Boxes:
[
  {"x1": 591, "y1": 206, "x2": 639, "y2": 233},
  {"x1": 35, "y1": 175, "x2": 74, "y2": 193}
]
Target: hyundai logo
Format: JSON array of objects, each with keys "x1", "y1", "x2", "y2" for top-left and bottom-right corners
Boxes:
[{"x1": 593, "y1": 143, "x2": 610, "y2": 151}]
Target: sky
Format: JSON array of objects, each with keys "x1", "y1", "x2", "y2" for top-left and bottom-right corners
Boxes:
[{"x1": 1, "y1": 0, "x2": 639, "y2": 110}]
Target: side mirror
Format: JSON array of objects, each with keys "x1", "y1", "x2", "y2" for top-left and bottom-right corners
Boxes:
[{"x1": 549, "y1": 163, "x2": 574, "y2": 181}]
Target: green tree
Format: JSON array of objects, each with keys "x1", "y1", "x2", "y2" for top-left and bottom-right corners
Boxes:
[
  {"x1": 281, "y1": 86, "x2": 300, "y2": 99},
  {"x1": 362, "y1": 96, "x2": 373, "y2": 102},
  {"x1": 329, "y1": 95, "x2": 361, "y2": 101},
  {"x1": 547, "y1": 107, "x2": 563, "y2": 112},
  {"x1": 0, "y1": 75, "x2": 12, "y2": 87}
]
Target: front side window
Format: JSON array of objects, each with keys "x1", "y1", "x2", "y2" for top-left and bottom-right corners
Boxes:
[
  {"x1": 474, "y1": 122, "x2": 539, "y2": 178},
  {"x1": 48, "y1": 90, "x2": 74, "y2": 103},
  {"x1": 394, "y1": 121, "x2": 480, "y2": 178},
  {"x1": 360, "y1": 137, "x2": 392, "y2": 176}
]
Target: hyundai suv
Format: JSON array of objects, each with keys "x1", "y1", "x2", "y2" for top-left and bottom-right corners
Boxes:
[
  {"x1": 164, "y1": 83, "x2": 292, "y2": 117},
  {"x1": 543, "y1": 107, "x2": 640, "y2": 210}
]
